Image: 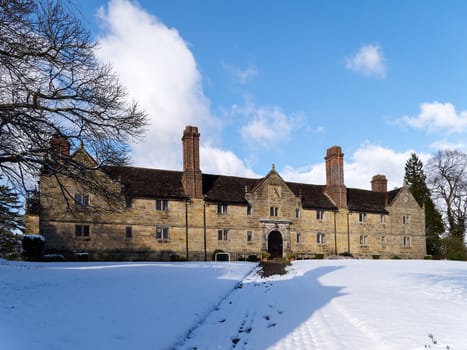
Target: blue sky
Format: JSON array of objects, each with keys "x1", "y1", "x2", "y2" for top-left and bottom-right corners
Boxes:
[{"x1": 78, "y1": 0, "x2": 467, "y2": 190}]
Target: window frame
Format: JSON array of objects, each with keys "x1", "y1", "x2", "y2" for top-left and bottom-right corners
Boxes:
[
  {"x1": 125, "y1": 226, "x2": 132, "y2": 240},
  {"x1": 217, "y1": 203, "x2": 228, "y2": 215},
  {"x1": 75, "y1": 224, "x2": 90, "y2": 238},
  {"x1": 74, "y1": 193, "x2": 90, "y2": 207},
  {"x1": 155, "y1": 226, "x2": 169, "y2": 241},
  {"x1": 156, "y1": 199, "x2": 169, "y2": 211},
  {"x1": 316, "y1": 210, "x2": 325, "y2": 221},
  {"x1": 317, "y1": 232, "x2": 326, "y2": 244},
  {"x1": 359, "y1": 234, "x2": 369, "y2": 245},
  {"x1": 270, "y1": 206, "x2": 279, "y2": 217},
  {"x1": 403, "y1": 236, "x2": 411, "y2": 247},
  {"x1": 247, "y1": 231, "x2": 253, "y2": 242},
  {"x1": 359, "y1": 212, "x2": 367, "y2": 223}
]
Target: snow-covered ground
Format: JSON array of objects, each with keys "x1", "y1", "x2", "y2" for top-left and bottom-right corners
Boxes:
[{"x1": 1, "y1": 259, "x2": 466, "y2": 349}]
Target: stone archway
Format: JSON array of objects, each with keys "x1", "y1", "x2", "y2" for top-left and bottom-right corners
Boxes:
[{"x1": 268, "y1": 230, "x2": 283, "y2": 259}]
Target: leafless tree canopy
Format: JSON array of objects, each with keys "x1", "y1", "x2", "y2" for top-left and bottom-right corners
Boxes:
[
  {"x1": 0, "y1": 0, "x2": 147, "y2": 198},
  {"x1": 426, "y1": 150, "x2": 467, "y2": 240}
]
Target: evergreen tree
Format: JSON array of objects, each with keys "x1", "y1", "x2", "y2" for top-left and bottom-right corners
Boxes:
[
  {"x1": 404, "y1": 153, "x2": 444, "y2": 256},
  {"x1": 0, "y1": 180, "x2": 24, "y2": 259}
]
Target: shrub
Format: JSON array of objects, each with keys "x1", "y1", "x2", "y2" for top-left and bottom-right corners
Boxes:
[
  {"x1": 424, "y1": 255, "x2": 433, "y2": 260},
  {"x1": 442, "y1": 236, "x2": 467, "y2": 261},
  {"x1": 314, "y1": 253, "x2": 325, "y2": 259},
  {"x1": 21, "y1": 235, "x2": 45, "y2": 259},
  {"x1": 261, "y1": 251, "x2": 271, "y2": 261},
  {"x1": 372, "y1": 254, "x2": 380, "y2": 260},
  {"x1": 391, "y1": 255, "x2": 401, "y2": 259},
  {"x1": 246, "y1": 254, "x2": 259, "y2": 262}
]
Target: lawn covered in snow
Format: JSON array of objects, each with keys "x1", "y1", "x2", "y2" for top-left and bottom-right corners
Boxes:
[{"x1": 1, "y1": 259, "x2": 466, "y2": 349}]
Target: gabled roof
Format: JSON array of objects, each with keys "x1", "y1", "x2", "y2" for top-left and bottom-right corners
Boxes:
[{"x1": 103, "y1": 165, "x2": 401, "y2": 212}]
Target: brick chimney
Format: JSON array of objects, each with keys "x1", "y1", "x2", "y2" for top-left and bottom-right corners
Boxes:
[
  {"x1": 324, "y1": 146, "x2": 347, "y2": 208},
  {"x1": 182, "y1": 126, "x2": 203, "y2": 199},
  {"x1": 371, "y1": 174, "x2": 387, "y2": 193},
  {"x1": 50, "y1": 133, "x2": 70, "y2": 158}
]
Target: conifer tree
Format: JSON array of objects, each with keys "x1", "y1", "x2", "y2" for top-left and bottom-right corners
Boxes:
[
  {"x1": 404, "y1": 153, "x2": 444, "y2": 256},
  {"x1": 0, "y1": 180, "x2": 24, "y2": 259}
]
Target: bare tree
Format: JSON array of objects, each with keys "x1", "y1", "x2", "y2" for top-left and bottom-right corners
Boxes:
[
  {"x1": 426, "y1": 150, "x2": 467, "y2": 241},
  {"x1": 0, "y1": 0, "x2": 146, "y2": 205}
]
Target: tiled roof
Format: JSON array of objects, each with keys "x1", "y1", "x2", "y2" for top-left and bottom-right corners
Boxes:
[
  {"x1": 286, "y1": 182, "x2": 337, "y2": 210},
  {"x1": 104, "y1": 166, "x2": 188, "y2": 199},
  {"x1": 104, "y1": 166, "x2": 400, "y2": 212},
  {"x1": 347, "y1": 188, "x2": 401, "y2": 214},
  {"x1": 203, "y1": 174, "x2": 260, "y2": 204}
]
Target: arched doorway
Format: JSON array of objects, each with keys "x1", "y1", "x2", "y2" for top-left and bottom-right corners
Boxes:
[{"x1": 268, "y1": 230, "x2": 283, "y2": 259}]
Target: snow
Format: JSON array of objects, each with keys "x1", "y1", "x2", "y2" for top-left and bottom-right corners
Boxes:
[{"x1": 1, "y1": 259, "x2": 467, "y2": 349}]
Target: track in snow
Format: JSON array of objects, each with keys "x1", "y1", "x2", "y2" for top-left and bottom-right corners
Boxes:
[{"x1": 174, "y1": 263, "x2": 390, "y2": 350}]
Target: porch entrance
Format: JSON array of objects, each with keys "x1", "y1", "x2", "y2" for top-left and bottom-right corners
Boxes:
[{"x1": 268, "y1": 230, "x2": 283, "y2": 259}]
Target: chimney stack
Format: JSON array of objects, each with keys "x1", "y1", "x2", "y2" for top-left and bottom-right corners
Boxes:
[
  {"x1": 371, "y1": 174, "x2": 388, "y2": 193},
  {"x1": 324, "y1": 146, "x2": 347, "y2": 208},
  {"x1": 50, "y1": 133, "x2": 70, "y2": 158},
  {"x1": 182, "y1": 126, "x2": 203, "y2": 199}
]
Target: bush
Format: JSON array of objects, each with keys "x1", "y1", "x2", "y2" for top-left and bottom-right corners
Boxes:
[
  {"x1": 372, "y1": 254, "x2": 380, "y2": 260},
  {"x1": 246, "y1": 254, "x2": 259, "y2": 262},
  {"x1": 424, "y1": 255, "x2": 433, "y2": 260},
  {"x1": 261, "y1": 251, "x2": 271, "y2": 261},
  {"x1": 21, "y1": 235, "x2": 45, "y2": 259},
  {"x1": 314, "y1": 253, "x2": 325, "y2": 259},
  {"x1": 441, "y1": 236, "x2": 467, "y2": 261},
  {"x1": 391, "y1": 255, "x2": 401, "y2": 259}
]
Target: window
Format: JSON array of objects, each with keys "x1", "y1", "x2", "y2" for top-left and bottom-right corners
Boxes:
[
  {"x1": 247, "y1": 231, "x2": 253, "y2": 242},
  {"x1": 218, "y1": 228, "x2": 229, "y2": 241},
  {"x1": 381, "y1": 235, "x2": 386, "y2": 247},
  {"x1": 217, "y1": 203, "x2": 228, "y2": 215},
  {"x1": 359, "y1": 212, "x2": 367, "y2": 223},
  {"x1": 74, "y1": 194, "x2": 89, "y2": 207},
  {"x1": 316, "y1": 210, "x2": 324, "y2": 220},
  {"x1": 317, "y1": 232, "x2": 326, "y2": 244},
  {"x1": 403, "y1": 215, "x2": 409, "y2": 225},
  {"x1": 125, "y1": 197, "x2": 132, "y2": 209},
  {"x1": 380, "y1": 214, "x2": 385, "y2": 224},
  {"x1": 156, "y1": 199, "x2": 168, "y2": 211},
  {"x1": 125, "y1": 226, "x2": 132, "y2": 239},
  {"x1": 156, "y1": 226, "x2": 169, "y2": 240},
  {"x1": 297, "y1": 232, "x2": 302, "y2": 243},
  {"x1": 403, "y1": 236, "x2": 411, "y2": 247},
  {"x1": 247, "y1": 204, "x2": 252, "y2": 216},
  {"x1": 75, "y1": 225, "x2": 90, "y2": 238},
  {"x1": 270, "y1": 207, "x2": 279, "y2": 217},
  {"x1": 360, "y1": 234, "x2": 368, "y2": 245},
  {"x1": 295, "y1": 208, "x2": 300, "y2": 218}
]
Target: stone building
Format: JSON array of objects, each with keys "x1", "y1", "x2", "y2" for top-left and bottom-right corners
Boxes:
[{"x1": 25, "y1": 126, "x2": 426, "y2": 260}]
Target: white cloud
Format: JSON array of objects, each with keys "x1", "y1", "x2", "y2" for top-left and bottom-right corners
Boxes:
[
  {"x1": 429, "y1": 139, "x2": 465, "y2": 151},
  {"x1": 222, "y1": 62, "x2": 258, "y2": 84},
  {"x1": 346, "y1": 44, "x2": 386, "y2": 79},
  {"x1": 401, "y1": 102, "x2": 467, "y2": 134},
  {"x1": 200, "y1": 146, "x2": 258, "y2": 177},
  {"x1": 234, "y1": 102, "x2": 301, "y2": 147},
  {"x1": 95, "y1": 0, "x2": 256, "y2": 177},
  {"x1": 281, "y1": 143, "x2": 430, "y2": 190}
]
